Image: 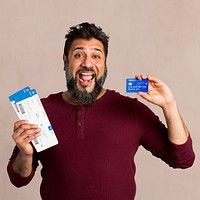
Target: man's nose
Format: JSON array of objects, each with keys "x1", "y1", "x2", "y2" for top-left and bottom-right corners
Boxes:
[{"x1": 81, "y1": 56, "x2": 94, "y2": 68}]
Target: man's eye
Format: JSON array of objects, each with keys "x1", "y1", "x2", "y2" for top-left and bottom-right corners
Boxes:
[
  {"x1": 74, "y1": 54, "x2": 84, "y2": 59},
  {"x1": 92, "y1": 55, "x2": 101, "y2": 59}
]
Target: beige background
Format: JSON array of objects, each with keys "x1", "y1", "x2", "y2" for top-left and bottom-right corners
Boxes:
[{"x1": 1, "y1": 0, "x2": 199, "y2": 199}]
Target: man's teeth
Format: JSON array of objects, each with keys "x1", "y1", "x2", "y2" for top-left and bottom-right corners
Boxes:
[{"x1": 79, "y1": 74, "x2": 94, "y2": 81}]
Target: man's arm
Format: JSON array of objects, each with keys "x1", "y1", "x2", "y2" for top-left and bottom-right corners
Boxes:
[
  {"x1": 11, "y1": 120, "x2": 40, "y2": 177},
  {"x1": 135, "y1": 75, "x2": 188, "y2": 145},
  {"x1": 162, "y1": 101, "x2": 188, "y2": 144}
]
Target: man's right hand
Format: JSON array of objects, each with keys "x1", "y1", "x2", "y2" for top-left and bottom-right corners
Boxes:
[{"x1": 12, "y1": 120, "x2": 41, "y2": 156}]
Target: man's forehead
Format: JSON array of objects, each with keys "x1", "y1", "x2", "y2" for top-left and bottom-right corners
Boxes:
[{"x1": 71, "y1": 38, "x2": 104, "y2": 52}]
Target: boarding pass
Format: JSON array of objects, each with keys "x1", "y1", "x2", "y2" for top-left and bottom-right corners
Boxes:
[{"x1": 9, "y1": 87, "x2": 58, "y2": 152}]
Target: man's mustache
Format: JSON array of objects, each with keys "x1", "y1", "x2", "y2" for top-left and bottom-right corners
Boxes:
[{"x1": 76, "y1": 67, "x2": 95, "y2": 74}]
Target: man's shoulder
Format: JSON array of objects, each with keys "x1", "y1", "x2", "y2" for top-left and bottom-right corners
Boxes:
[
  {"x1": 41, "y1": 92, "x2": 63, "y2": 105},
  {"x1": 105, "y1": 89, "x2": 138, "y2": 102},
  {"x1": 101, "y1": 89, "x2": 142, "y2": 109}
]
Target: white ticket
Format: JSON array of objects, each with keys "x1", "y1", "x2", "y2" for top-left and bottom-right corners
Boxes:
[{"x1": 9, "y1": 87, "x2": 58, "y2": 152}]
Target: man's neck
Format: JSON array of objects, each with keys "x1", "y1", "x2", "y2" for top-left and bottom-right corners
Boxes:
[{"x1": 62, "y1": 88, "x2": 106, "y2": 106}]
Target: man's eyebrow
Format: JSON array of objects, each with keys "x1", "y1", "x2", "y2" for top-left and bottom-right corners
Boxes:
[
  {"x1": 73, "y1": 47, "x2": 103, "y2": 53},
  {"x1": 73, "y1": 47, "x2": 84, "y2": 51},
  {"x1": 93, "y1": 48, "x2": 103, "y2": 53}
]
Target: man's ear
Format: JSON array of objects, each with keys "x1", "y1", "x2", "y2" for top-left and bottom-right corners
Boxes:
[{"x1": 63, "y1": 54, "x2": 67, "y2": 71}]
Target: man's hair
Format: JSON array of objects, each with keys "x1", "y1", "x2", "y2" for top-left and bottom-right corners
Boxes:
[{"x1": 64, "y1": 22, "x2": 109, "y2": 60}]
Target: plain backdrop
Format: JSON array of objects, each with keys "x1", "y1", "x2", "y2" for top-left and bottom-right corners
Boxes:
[{"x1": 1, "y1": 0, "x2": 200, "y2": 199}]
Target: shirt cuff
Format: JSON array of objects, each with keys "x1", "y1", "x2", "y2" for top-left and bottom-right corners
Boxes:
[
  {"x1": 7, "y1": 159, "x2": 35, "y2": 187},
  {"x1": 168, "y1": 134, "x2": 195, "y2": 168}
]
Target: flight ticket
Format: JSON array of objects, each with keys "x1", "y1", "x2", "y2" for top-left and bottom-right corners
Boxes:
[{"x1": 9, "y1": 87, "x2": 58, "y2": 152}]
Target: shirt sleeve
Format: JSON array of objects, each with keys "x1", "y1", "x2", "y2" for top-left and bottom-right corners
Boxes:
[
  {"x1": 135, "y1": 100, "x2": 195, "y2": 169},
  {"x1": 7, "y1": 146, "x2": 39, "y2": 187},
  {"x1": 166, "y1": 134, "x2": 195, "y2": 168}
]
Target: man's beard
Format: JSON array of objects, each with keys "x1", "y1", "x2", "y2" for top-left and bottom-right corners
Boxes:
[{"x1": 65, "y1": 66, "x2": 107, "y2": 105}]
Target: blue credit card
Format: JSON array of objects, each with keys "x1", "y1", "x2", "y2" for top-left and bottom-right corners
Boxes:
[{"x1": 126, "y1": 78, "x2": 148, "y2": 93}]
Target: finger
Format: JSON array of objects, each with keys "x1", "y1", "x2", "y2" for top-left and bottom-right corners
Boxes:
[
  {"x1": 135, "y1": 74, "x2": 160, "y2": 82},
  {"x1": 13, "y1": 120, "x2": 29, "y2": 131},
  {"x1": 20, "y1": 127, "x2": 41, "y2": 138},
  {"x1": 13, "y1": 124, "x2": 38, "y2": 138},
  {"x1": 26, "y1": 131, "x2": 40, "y2": 142},
  {"x1": 13, "y1": 124, "x2": 40, "y2": 140},
  {"x1": 135, "y1": 74, "x2": 149, "y2": 80},
  {"x1": 146, "y1": 75, "x2": 163, "y2": 84},
  {"x1": 14, "y1": 127, "x2": 41, "y2": 144},
  {"x1": 19, "y1": 132, "x2": 40, "y2": 144},
  {"x1": 15, "y1": 134, "x2": 39, "y2": 153},
  {"x1": 135, "y1": 75, "x2": 142, "y2": 80}
]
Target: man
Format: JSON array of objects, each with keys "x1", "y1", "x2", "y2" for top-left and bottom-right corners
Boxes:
[{"x1": 7, "y1": 22, "x2": 195, "y2": 200}]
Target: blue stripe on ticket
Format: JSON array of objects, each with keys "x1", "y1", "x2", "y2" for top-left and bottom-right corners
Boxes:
[
  {"x1": 126, "y1": 78, "x2": 148, "y2": 93},
  {"x1": 9, "y1": 86, "x2": 30, "y2": 102}
]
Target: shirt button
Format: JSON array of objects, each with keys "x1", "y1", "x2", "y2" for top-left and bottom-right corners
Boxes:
[
  {"x1": 78, "y1": 122, "x2": 81, "y2": 127},
  {"x1": 78, "y1": 112, "x2": 82, "y2": 116}
]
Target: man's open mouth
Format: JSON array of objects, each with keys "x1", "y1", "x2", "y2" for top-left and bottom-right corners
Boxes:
[
  {"x1": 78, "y1": 72, "x2": 95, "y2": 82},
  {"x1": 77, "y1": 71, "x2": 95, "y2": 88}
]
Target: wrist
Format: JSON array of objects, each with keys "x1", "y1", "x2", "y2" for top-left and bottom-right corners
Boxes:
[
  {"x1": 13, "y1": 151, "x2": 33, "y2": 177},
  {"x1": 162, "y1": 100, "x2": 181, "y2": 124},
  {"x1": 18, "y1": 151, "x2": 33, "y2": 159},
  {"x1": 162, "y1": 100, "x2": 177, "y2": 112}
]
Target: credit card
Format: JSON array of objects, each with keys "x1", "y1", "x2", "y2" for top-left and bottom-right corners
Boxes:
[{"x1": 126, "y1": 78, "x2": 148, "y2": 93}]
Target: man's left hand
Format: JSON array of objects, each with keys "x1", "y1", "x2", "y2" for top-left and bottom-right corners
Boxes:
[{"x1": 135, "y1": 74, "x2": 176, "y2": 109}]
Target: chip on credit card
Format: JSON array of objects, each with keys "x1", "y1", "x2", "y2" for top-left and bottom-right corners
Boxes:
[{"x1": 126, "y1": 78, "x2": 148, "y2": 93}]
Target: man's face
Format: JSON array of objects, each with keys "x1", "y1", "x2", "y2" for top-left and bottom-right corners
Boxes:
[{"x1": 64, "y1": 38, "x2": 107, "y2": 104}]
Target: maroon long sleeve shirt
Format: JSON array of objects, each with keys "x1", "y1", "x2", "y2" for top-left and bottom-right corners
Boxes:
[{"x1": 7, "y1": 90, "x2": 195, "y2": 200}]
